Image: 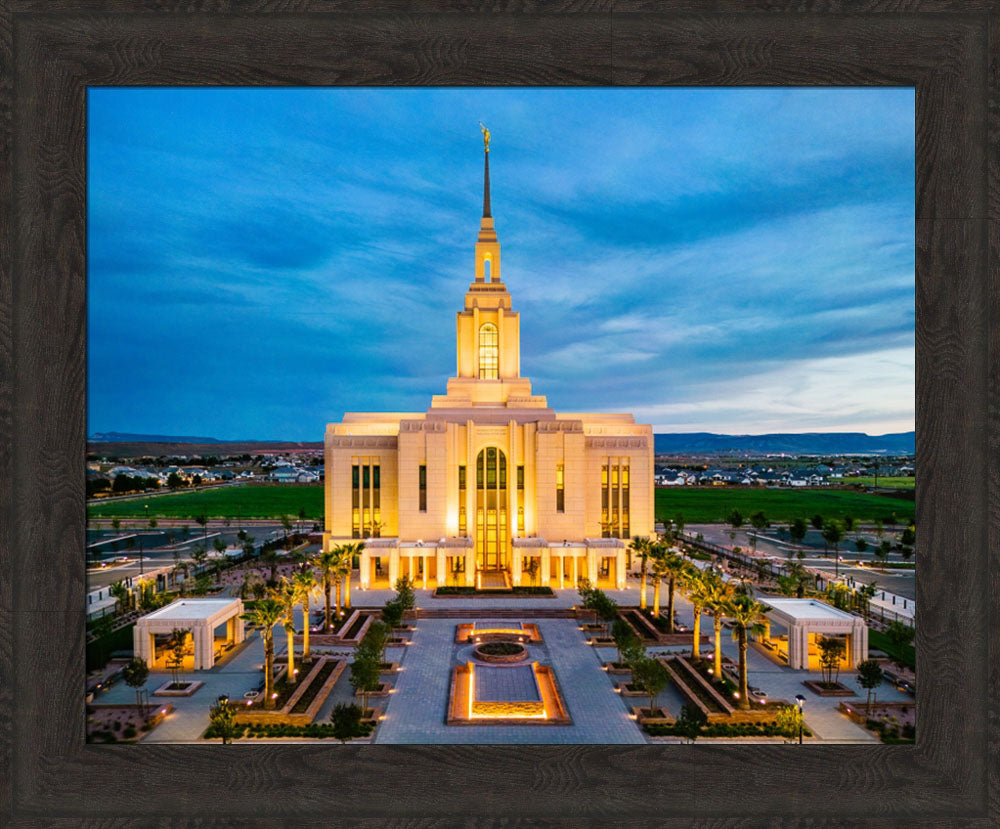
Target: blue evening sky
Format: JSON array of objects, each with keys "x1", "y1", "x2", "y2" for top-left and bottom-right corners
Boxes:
[{"x1": 88, "y1": 88, "x2": 914, "y2": 441}]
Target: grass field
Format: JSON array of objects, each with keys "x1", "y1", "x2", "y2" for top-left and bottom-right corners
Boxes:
[
  {"x1": 87, "y1": 485, "x2": 324, "y2": 520},
  {"x1": 88, "y1": 483, "x2": 915, "y2": 526},
  {"x1": 655, "y1": 487, "x2": 915, "y2": 525},
  {"x1": 847, "y1": 477, "x2": 915, "y2": 489}
]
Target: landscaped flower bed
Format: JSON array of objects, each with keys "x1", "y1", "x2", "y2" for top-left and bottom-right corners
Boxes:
[
  {"x1": 644, "y1": 720, "x2": 812, "y2": 739},
  {"x1": 433, "y1": 586, "x2": 554, "y2": 596},
  {"x1": 203, "y1": 720, "x2": 375, "y2": 741}
]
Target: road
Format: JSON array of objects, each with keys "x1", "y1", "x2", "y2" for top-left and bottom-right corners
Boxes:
[{"x1": 688, "y1": 523, "x2": 916, "y2": 602}]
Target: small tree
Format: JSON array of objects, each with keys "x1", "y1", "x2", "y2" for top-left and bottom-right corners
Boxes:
[
  {"x1": 167, "y1": 628, "x2": 190, "y2": 686},
  {"x1": 810, "y1": 514, "x2": 824, "y2": 531},
  {"x1": 359, "y1": 619, "x2": 389, "y2": 666},
  {"x1": 789, "y1": 517, "x2": 808, "y2": 555},
  {"x1": 727, "y1": 509, "x2": 744, "y2": 534},
  {"x1": 749, "y1": 511, "x2": 769, "y2": 551},
  {"x1": 632, "y1": 656, "x2": 670, "y2": 715},
  {"x1": 330, "y1": 702, "x2": 364, "y2": 743},
  {"x1": 855, "y1": 538, "x2": 869, "y2": 555},
  {"x1": 393, "y1": 576, "x2": 415, "y2": 612},
  {"x1": 382, "y1": 600, "x2": 404, "y2": 636},
  {"x1": 611, "y1": 618, "x2": 640, "y2": 664},
  {"x1": 900, "y1": 525, "x2": 916, "y2": 547},
  {"x1": 885, "y1": 620, "x2": 915, "y2": 658},
  {"x1": 121, "y1": 657, "x2": 150, "y2": 713},
  {"x1": 208, "y1": 698, "x2": 238, "y2": 745},
  {"x1": 350, "y1": 652, "x2": 381, "y2": 716},
  {"x1": 817, "y1": 635, "x2": 846, "y2": 686},
  {"x1": 676, "y1": 703, "x2": 707, "y2": 742},
  {"x1": 856, "y1": 659, "x2": 884, "y2": 713},
  {"x1": 876, "y1": 540, "x2": 892, "y2": 571}
]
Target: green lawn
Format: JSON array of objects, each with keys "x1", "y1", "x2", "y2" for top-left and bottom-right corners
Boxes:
[
  {"x1": 87, "y1": 485, "x2": 324, "y2": 520},
  {"x1": 868, "y1": 628, "x2": 915, "y2": 670},
  {"x1": 655, "y1": 487, "x2": 915, "y2": 525},
  {"x1": 848, "y1": 477, "x2": 915, "y2": 489}
]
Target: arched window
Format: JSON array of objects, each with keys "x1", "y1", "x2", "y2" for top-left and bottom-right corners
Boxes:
[
  {"x1": 483, "y1": 256, "x2": 492, "y2": 282},
  {"x1": 478, "y1": 323, "x2": 498, "y2": 379}
]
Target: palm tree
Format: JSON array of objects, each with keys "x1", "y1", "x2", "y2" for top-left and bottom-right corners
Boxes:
[
  {"x1": 630, "y1": 536, "x2": 650, "y2": 610},
  {"x1": 705, "y1": 572, "x2": 736, "y2": 678},
  {"x1": 109, "y1": 580, "x2": 129, "y2": 615},
  {"x1": 684, "y1": 567, "x2": 713, "y2": 660},
  {"x1": 648, "y1": 544, "x2": 671, "y2": 618},
  {"x1": 663, "y1": 552, "x2": 687, "y2": 633},
  {"x1": 241, "y1": 598, "x2": 282, "y2": 708},
  {"x1": 726, "y1": 593, "x2": 768, "y2": 710},
  {"x1": 272, "y1": 579, "x2": 298, "y2": 685},
  {"x1": 292, "y1": 568, "x2": 317, "y2": 659},
  {"x1": 340, "y1": 541, "x2": 365, "y2": 609},
  {"x1": 317, "y1": 548, "x2": 340, "y2": 632}
]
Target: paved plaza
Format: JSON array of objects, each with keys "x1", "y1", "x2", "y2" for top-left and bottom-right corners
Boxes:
[{"x1": 91, "y1": 576, "x2": 911, "y2": 744}]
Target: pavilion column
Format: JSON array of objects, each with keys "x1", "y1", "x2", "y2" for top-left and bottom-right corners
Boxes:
[
  {"x1": 558, "y1": 554, "x2": 564, "y2": 589},
  {"x1": 422, "y1": 555, "x2": 428, "y2": 590},
  {"x1": 616, "y1": 549, "x2": 626, "y2": 590},
  {"x1": 571, "y1": 554, "x2": 578, "y2": 588},
  {"x1": 541, "y1": 547, "x2": 551, "y2": 588},
  {"x1": 512, "y1": 549, "x2": 522, "y2": 586},
  {"x1": 436, "y1": 548, "x2": 446, "y2": 588},
  {"x1": 587, "y1": 548, "x2": 598, "y2": 585},
  {"x1": 359, "y1": 551, "x2": 371, "y2": 589},
  {"x1": 234, "y1": 613, "x2": 245, "y2": 644}
]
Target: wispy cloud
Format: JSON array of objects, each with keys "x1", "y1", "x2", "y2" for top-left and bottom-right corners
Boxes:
[{"x1": 88, "y1": 88, "x2": 914, "y2": 439}]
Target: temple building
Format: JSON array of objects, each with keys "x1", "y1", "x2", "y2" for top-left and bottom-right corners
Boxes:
[{"x1": 322, "y1": 132, "x2": 654, "y2": 591}]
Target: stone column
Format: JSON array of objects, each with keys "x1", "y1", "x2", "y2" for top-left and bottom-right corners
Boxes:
[
  {"x1": 557, "y1": 553, "x2": 564, "y2": 589},
  {"x1": 234, "y1": 612, "x2": 245, "y2": 644},
  {"x1": 616, "y1": 548, "x2": 626, "y2": 590},
  {"x1": 465, "y1": 547, "x2": 475, "y2": 587},
  {"x1": 436, "y1": 547, "x2": 446, "y2": 589},
  {"x1": 422, "y1": 555, "x2": 428, "y2": 590},
  {"x1": 587, "y1": 548, "x2": 598, "y2": 585},
  {"x1": 388, "y1": 549, "x2": 400, "y2": 586},
  {"x1": 512, "y1": 548, "x2": 522, "y2": 586},
  {"x1": 571, "y1": 554, "x2": 578, "y2": 588}
]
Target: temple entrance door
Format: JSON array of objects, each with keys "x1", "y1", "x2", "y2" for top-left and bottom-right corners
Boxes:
[{"x1": 475, "y1": 447, "x2": 509, "y2": 573}]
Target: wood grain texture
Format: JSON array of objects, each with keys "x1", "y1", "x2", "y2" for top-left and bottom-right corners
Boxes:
[{"x1": 0, "y1": 2, "x2": 997, "y2": 827}]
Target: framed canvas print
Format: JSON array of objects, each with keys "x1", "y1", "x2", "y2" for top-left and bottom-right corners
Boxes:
[{"x1": 1, "y1": 2, "x2": 997, "y2": 826}]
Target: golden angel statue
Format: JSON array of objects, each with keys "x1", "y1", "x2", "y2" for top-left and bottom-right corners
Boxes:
[{"x1": 479, "y1": 121, "x2": 490, "y2": 152}]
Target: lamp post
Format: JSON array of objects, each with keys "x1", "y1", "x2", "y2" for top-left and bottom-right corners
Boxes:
[{"x1": 795, "y1": 694, "x2": 806, "y2": 744}]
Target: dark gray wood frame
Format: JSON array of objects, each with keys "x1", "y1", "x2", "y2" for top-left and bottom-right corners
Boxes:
[{"x1": 0, "y1": 1, "x2": 996, "y2": 826}]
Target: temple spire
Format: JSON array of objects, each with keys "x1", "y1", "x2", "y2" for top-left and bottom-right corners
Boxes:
[{"x1": 479, "y1": 122, "x2": 491, "y2": 218}]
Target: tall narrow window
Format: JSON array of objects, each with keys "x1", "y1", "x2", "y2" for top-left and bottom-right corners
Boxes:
[
  {"x1": 458, "y1": 464, "x2": 467, "y2": 535},
  {"x1": 458, "y1": 465, "x2": 466, "y2": 490},
  {"x1": 478, "y1": 323, "x2": 499, "y2": 379},
  {"x1": 352, "y1": 463, "x2": 361, "y2": 538},
  {"x1": 601, "y1": 464, "x2": 609, "y2": 537},
  {"x1": 556, "y1": 463, "x2": 565, "y2": 513},
  {"x1": 419, "y1": 464, "x2": 427, "y2": 512},
  {"x1": 517, "y1": 505, "x2": 524, "y2": 533},
  {"x1": 621, "y1": 465, "x2": 629, "y2": 538},
  {"x1": 517, "y1": 465, "x2": 524, "y2": 490}
]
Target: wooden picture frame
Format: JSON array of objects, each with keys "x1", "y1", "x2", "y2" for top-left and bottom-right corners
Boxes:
[{"x1": 1, "y1": 2, "x2": 996, "y2": 825}]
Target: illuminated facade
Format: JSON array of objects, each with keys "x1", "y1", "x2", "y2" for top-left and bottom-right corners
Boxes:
[{"x1": 323, "y1": 138, "x2": 654, "y2": 591}]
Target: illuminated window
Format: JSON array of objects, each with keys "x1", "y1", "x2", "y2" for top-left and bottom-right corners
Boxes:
[
  {"x1": 517, "y1": 506, "x2": 524, "y2": 533},
  {"x1": 353, "y1": 460, "x2": 380, "y2": 538},
  {"x1": 478, "y1": 323, "x2": 499, "y2": 379},
  {"x1": 517, "y1": 465, "x2": 524, "y2": 490},
  {"x1": 459, "y1": 505, "x2": 467, "y2": 535},
  {"x1": 458, "y1": 465, "x2": 466, "y2": 490},
  {"x1": 419, "y1": 464, "x2": 427, "y2": 512},
  {"x1": 556, "y1": 464, "x2": 564, "y2": 513}
]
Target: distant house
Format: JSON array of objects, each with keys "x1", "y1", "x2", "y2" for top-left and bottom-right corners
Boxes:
[{"x1": 270, "y1": 467, "x2": 319, "y2": 483}]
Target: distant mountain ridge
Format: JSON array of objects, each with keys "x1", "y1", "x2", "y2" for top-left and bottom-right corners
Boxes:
[
  {"x1": 89, "y1": 431, "x2": 224, "y2": 444},
  {"x1": 654, "y1": 432, "x2": 915, "y2": 455}
]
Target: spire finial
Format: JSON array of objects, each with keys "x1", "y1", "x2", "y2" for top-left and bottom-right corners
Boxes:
[{"x1": 479, "y1": 122, "x2": 491, "y2": 219}]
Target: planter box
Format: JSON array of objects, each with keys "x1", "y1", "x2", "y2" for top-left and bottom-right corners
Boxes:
[
  {"x1": 616, "y1": 682, "x2": 648, "y2": 698},
  {"x1": 803, "y1": 679, "x2": 854, "y2": 696},
  {"x1": 602, "y1": 662, "x2": 631, "y2": 675},
  {"x1": 589, "y1": 637, "x2": 615, "y2": 646},
  {"x1": 378, "y1": 661, "x2": 400, "y2": 675},
  {"x1": 152, "y1": 680, "x2": 203, "y2": 697},
  {"x1": 354, "y1": 681, "x2": 392, "y2": 699},
  {"x1": 631, "y1": 705, "x2": 673, "y2": 725}
]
